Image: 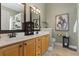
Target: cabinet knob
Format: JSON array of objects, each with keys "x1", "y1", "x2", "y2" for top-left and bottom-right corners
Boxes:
[
  {"x1": 19, "y1": 45, "x2": 22, "y2": 47},
  {"x1": 38, "y1": 54, "x2": 40, "y2": 56},
  {"x1": 24, "y1": 43, "x2": 27, "y2": 45},
  {"x1": 38, "y1": 39, "x2": 40, "y2": 41}
]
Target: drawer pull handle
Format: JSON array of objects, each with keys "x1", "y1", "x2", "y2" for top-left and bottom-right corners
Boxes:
[
  {"x1": 38, "y1": 40, "x2": 40, "y2": 41},
  {"x1": 24, "y1": 43, "x2": 27, "y2": 45},
  {"x1": 19, "y1": 45, "x2": 22, "y2": 47},
  {"x1": 38, "y1": 46, "x2": 40, "y2": 48}
]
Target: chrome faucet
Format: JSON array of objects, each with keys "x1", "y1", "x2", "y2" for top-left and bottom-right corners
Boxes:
[{"x1": 8, "y1": 32, "x2": 16, "y2": 38}]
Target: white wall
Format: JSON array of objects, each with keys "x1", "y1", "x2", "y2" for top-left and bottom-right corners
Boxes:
[
  {"x1": 77, "y1": 4, "x2": 79, "y2": 51},
  {"x1": 45, "y1": 3, "x2": 77, "y2": 46},
  {"x1": 26, "y1": 3, "x2": 45, "y2": 28}
]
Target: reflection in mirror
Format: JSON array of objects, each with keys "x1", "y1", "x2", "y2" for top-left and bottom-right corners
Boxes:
[
  {"x1": 1, "y1": 3, "x2": 24, "y2": 30},
  {"x1": 30, "y1": 6, "x2": 40, "y2": 30}
]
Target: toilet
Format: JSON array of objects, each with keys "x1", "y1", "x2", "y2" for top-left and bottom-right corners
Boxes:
[{"x1": 48, "y1": 38, "x2": 56, "y2": 51}]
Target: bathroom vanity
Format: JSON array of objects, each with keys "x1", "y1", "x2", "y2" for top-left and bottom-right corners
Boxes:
[
  {"x1": 0, "y1": 32, "x2": 49, "y2": 56},
  {"x1": 0, "y1": 3, "x2": 49, "y2": 56}
]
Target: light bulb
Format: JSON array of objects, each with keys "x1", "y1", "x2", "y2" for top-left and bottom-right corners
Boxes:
[
  {"x1": 32, "y1": 6, "x2": 36, "y2": 10},
  {"x1": 38, "y1": 10, "x2": 40, "y2": 13}
]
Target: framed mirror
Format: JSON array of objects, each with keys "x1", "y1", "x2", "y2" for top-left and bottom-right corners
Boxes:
[
  {"x1": 0, "y1": 3, "x2": 26, "y2": 33},
  {"x1": 30, "y1": 6, "x2": 40, "y2": 31}
]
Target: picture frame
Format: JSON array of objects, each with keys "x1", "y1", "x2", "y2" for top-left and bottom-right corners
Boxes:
[
  {"x1": 30, "y1": 7, "x2": 40, "y2": 31},
  {"x1": 55, "y1": 13, "x2": 69, "y2": 31},
  {"x1": 33, "y1": 19, "x2": 40, "y2": 30},
  {"x1": 0, "y1": 3, "x2": 26, "y2": 34}
]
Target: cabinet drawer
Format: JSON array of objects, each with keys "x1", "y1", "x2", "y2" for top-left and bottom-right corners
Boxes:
[
  {"x1": 36, "y1": 45, "x2": 41, "y2": 50},
  {"x1": 24, "y1": 39, "x2": 35, "y2": 45},
  {"x1": 36, "y1": 49, "x2": 41, "y2": 56},
  {"x1": 36, "y1": 38, "x2": 41, "y2": 42},
  {"x1": 24, "y1": 40, "x2": 30, "y2": 45},
  {"x1": 0, "y1": 43, "x2": 23, "y2": 56},
  {"x1": 36, "y1": 43, "x2": 41, "y2": 46},
  {"x1": 36, "y1": 40, "x2": 41, "y2": 45}
]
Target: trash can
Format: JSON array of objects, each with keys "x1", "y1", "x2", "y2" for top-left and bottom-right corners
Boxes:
[{"x1": 63, "y1": 36, "x2": 69, "y2": 48}]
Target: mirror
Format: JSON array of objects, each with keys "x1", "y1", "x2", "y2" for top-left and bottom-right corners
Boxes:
[
  {"x1": 1, "y1": 3, "x2": 24, "y2": 30},
  {"x1": 30, "y1": 6, "x2": 40, "y2": 31}
]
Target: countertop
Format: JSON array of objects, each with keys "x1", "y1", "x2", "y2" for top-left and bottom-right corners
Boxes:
[{"x1": 0, "y1": 31, "x2": 49, "y2": 48}]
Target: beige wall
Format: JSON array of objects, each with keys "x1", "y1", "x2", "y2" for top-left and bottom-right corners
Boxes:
[{"x1": 45, "y1": 3, "x2": 77, "y2": 46}]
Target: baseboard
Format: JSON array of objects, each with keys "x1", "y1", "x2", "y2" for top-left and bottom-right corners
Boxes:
[
  {"x1": 55, "y1": 42, "x2": 62, "y2": 46},
  {"x1": 69, "y1": 45, "x2": 77, "y2": 50},
  {"x1": 56, "y1": 42, "x2": 77, "y2": 50}
]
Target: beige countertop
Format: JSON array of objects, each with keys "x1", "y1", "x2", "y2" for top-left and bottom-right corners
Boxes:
[{"x1": 0, "y1": 31, "x2": 49, "y2": 48}]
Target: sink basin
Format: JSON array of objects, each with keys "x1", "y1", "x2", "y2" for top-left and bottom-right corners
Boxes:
[{"x1": 34, "y1": 31, "x2": 42, "y2": 34}]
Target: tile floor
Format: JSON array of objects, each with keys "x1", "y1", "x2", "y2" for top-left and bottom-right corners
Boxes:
[{"x1": 44, "y1": 43, "x2": 79, "y2": 56}]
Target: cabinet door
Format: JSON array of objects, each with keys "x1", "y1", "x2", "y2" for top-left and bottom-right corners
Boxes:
[
  {"x1": 45, "y1": 35, "x2": 49, "y2": 51},
  {"x1": 0, "y1": 50, "x2": 3, "y2": 56},
  {"x1": 23, "y1": 40, "x2": 30, "y2": 56},
  {"x1": 0, "y1": 43, "x2": 23, "y2": 56},
  {"x1": 35, "y1": 37, "x2": 42, "y2": 56},
  {"x1": 29, "y1": 39, "x2": 35, "y2": 56},
  {"x1": 41, "y1": 36, "x2": 46, "y2": 54},
  {"x1": 41, "y1": 35, "x2": 49, "y2": 54},
  {"x1": 24, "y1": 39, "x2": 35, "y2": 56}
]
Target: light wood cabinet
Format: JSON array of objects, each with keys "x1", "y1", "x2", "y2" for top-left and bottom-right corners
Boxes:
[
  {"x1": 24, "y1": 39, "x2": 35, "y2": 56},
  {"x1": 0, "y1": 34, "x2": 49, "y2": 56},
  {"x1": 41, "y1": 35, "x2": 49, "y2": 54},
  {"x1": 41, "y1": 36, "x2": 46, "y2": 54},
  {"x1": 45, "y1": 35, "x2": 49, "y2": 51},
  {"x1": 0, "y1": 43, "x2": 23, "y2": 56},
  {"x1": 35, "y1": 37, "x2": 42, "y2": 56},
  {"x1": 0, "y1": 49, "x2": 3, "y2": 56}
]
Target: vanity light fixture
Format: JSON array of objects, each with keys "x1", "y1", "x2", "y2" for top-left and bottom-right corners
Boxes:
[
  {"x1": 32, "y1": 10, "x2": 35, "y2": 13},
  {"x1": 38, "y1": 10, "x2": 40, "y2": 13},
  {"x1": 36, "y1": 12, "x2": 38, "y2": 14},
  {"x1": 31, "y1": 6, "x2": 40, "y2": 14},
  {"x1": 31, "y1": 9, "x2": 33, "y2": 12},
  {"x1": 32, "y1": 6, "x2": 36, "y2": 10},
  {"x1": 36, "y1": 9, "x2": 39, "y2": 12},
  {"x1": 36, "y1": 9, "x2": 40, "y2": 14}
]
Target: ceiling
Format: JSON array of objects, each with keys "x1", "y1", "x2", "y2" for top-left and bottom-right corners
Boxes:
[{"x1": 1, "y1": 3, "x2": 24, "y2": 12}]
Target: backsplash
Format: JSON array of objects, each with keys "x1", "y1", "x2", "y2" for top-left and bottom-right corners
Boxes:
[{"x1": 0, "y1": 34, "x2": 9, "y2": 40}]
